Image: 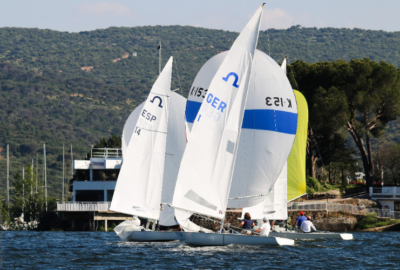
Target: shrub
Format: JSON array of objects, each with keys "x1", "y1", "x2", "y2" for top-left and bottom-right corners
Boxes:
[
  {"x1": 356, "y1": 212, "x2": 400, "y2": 230},
  {"x1": 306, "y1": 186, "x2": 315, "y2": 195},
  {"x1": 307, "y1": 176, "x2": 321, "y2": 191}
]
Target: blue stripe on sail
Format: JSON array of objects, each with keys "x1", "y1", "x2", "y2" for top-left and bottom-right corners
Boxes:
[
  {"x1": 185, "y1": 100, "x2": 202, "y2": 123},
  {"x1": 185, "y1": 100, "x2": 298, "y2": 135},
  {"x1": 242, "y1": 109, "x2": 298, "y2": 135}
]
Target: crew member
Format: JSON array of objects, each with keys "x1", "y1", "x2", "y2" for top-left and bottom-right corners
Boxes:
[
  {"x1": 301, "y1": 216, "x2": 317, "y2": 233},
  {"x1": 253, "y1": 217, "x2": 271, "y2": 236},
  {"x1": 295, "y1": 211, "x2": 307, "y2": 229},
  {"x1": 239, "y1": 212, "x2": 255, "y2": 235}
]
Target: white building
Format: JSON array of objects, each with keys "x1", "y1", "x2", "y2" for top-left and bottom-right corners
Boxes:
[
  {"x1": 56, "y1": 148, "x2": 130, "y2": 230},
  {"x1": 370, "y1": 186, "x2": 400, "y2": 211},
  {"x1": 72, "y1": 148, "x2": 122, "y2": 203},
  {"x1": 57, "y1": 148, "x2": 122, "y2": 212}
]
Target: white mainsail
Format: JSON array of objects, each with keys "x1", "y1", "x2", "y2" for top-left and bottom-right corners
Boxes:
[
  {"x1": 172, "y1": 5, "x2": 264, "y2": 222},
  {"x1": 110, "y1": 57, "x2": 173, "y2": 220},
  {"x1": 120, "y1": 92, "x2": 186, "y2": 226}
]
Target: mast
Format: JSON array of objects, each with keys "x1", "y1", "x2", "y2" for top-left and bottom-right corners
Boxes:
[
  {"x1": 44, "y1": 143, "x2": 47, "y2": 212},
  {"x1": 71, "y1": 145, "x2": 73, "y2": 182},
  {"x1": 7, "y1": 144, "x2": 9, "y2": 212},
  {"x1": 36, "y1": 153, "x2": 38, "y2": 220},
  {"x1": 31, "y1": 159, "x2": 33, "y2": 222},
  {"x1": 159, "y1": 41, "x2": 161, "y2": 74},
  {"x1": 62, "y1": 145, "x2": 65, "y2": 203},
  {"x1": 22, "y1": 166, "x2": 25, "y2": 215}
]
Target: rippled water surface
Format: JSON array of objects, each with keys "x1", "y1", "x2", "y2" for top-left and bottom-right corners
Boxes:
[{"x1": 1, "y1": 231, "x2": 400, "y2": 269}]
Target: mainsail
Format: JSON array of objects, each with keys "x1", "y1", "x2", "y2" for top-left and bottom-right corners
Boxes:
[
  {"x1": 172, "y1": 5, "x2": 265, "y2": 221},
  {"x1": 110, "y1": 57, "x2": 173, "y2": 220}
]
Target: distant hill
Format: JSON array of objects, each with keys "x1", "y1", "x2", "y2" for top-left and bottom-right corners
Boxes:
[{"x1": 1, "y1": 25, "x2": 400, "y2": 197}]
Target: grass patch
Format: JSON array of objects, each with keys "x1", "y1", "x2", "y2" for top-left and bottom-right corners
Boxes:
[{"x1": 356, "y1": 213, "x2": 400, "y2": 230}]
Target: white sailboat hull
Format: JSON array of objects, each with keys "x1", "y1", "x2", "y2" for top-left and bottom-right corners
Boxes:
[
  {"x1": 177, "y1": 232, "x2": 294, "y2": 246},
  {"x1": 122, "y1": 231, "x2": 179, "y2": 242},
  {"x1": 269, "y1": 231, "x2": 353, "y2": 240}
]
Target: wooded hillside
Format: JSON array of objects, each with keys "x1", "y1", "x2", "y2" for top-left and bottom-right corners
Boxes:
[{"x1": 1, "y1": 25, "x2": 400, "y2": 197}]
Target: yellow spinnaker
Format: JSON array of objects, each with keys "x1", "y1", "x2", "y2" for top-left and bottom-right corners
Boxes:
[{"x1": 287, "y1": 90, "x2": 308, "y2": 201}]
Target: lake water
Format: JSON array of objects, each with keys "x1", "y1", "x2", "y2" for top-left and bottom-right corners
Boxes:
[{"x1": 1, "y1": 231, "x2": 400, "y2": 269}]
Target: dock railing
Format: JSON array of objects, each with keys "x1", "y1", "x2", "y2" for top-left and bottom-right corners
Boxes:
[{"x1": 57, "y1": 202, "x2": 111, "y2": 212}]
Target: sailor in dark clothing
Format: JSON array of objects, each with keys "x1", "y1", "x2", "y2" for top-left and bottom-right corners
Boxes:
[{"x1": 239, "y1": 212, "x2": 255, "y2": 235}]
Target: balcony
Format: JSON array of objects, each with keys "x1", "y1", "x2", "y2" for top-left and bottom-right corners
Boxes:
[
  {"x1": 370, "y1": 186, "x2": 400, "y2": 198},
  {"x1": 91, "y1": 148, "x2": 122, "y2": 158},
  {"x1": 57, "y1": 201, "x2": 111, "y2": 212}
]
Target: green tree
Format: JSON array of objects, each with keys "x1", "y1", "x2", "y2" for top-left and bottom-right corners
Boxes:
[
  {"x1": 290, "y1": 59, "x2": 400, "y2": 187},
  {"x1": 377, "y1": 142, "x2": 400, "y2": 185},
  {"x1": 11, "y1": 164, "x2": 44, "y2": 222}
]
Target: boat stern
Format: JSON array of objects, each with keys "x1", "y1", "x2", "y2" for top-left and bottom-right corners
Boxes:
[
  {"x1": 339, "y1": 233, "x2": 353, "y2": 240},
  {"x1": 274, "y1": 237, "x2": 295, "y2": 246}
]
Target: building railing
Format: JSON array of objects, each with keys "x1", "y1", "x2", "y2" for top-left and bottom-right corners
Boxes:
[
  {"x1": 57, "y1": 202, "x2": 111, "y2": 212},
  {"x1": 288, "y1": 201, "x2": 400, "y2": 219},
  {"x1": 370, "y1": 186, "x2": 400, "y2": 198},
  {"x1": 288, "y1": 201, "x2": 367, "y2": 215},
  {"x1": 91, "y1": 148, "x2": 122, "y2": 158}
]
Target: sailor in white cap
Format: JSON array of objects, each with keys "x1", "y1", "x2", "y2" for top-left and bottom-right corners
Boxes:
[{"x1": 253, "y1": 217, "x2": 271, "y2": 236}]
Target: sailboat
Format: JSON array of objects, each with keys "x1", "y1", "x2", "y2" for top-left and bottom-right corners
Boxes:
[
  {"x1": 171, "y1": 4, "x2": 296, "y2": 246},
  {"x1": 110, "y1": 56, "x2": 187, "y2": 242}
]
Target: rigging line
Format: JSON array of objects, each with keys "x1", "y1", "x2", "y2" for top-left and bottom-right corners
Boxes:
[
  {"x1": 287, "y1": 57, "x2": 325, "y2": 170},
  {"x1": 226, "y1": 201, "x2": 248, "y2": 224},
  {"x1": 173, "y1": 55, "x2": 183, "y2": 96},
  {"x1": 191, "y1": 213, "x2": 244, "y2": 233}
]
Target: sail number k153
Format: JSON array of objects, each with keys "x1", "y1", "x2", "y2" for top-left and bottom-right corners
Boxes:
[{"x1": 266, "y1": 97, "x2": 292, "y2": 108}]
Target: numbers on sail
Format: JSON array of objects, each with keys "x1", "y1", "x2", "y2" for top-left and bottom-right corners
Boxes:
[
  {"x1": 265, "y1": 97, "x2": 292, "y2": 108},
  {"x1": 189, "y1": 86, "x2": 208, "y2": 98},
  {"x1": 141, "y1": 109, "x2": 157, "y2": 122},
  {"x1": 135, "y1": 127, "x2": 141, "y2": 136}
]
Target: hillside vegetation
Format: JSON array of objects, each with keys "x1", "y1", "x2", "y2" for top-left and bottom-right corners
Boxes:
[{"x1": 1, "y1": 25, "x2": 400, "y2": 197}]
